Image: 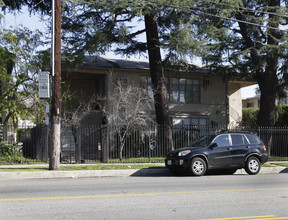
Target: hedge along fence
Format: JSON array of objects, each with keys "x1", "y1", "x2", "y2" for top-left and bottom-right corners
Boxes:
[
  {"x1": 242, "y1": 104, "x2": 288, "y2": 127},
  {"x1": 275, "y1": 105, "x2": 288, "y2": 126},
  {"x1": 0, "y1": 141, "x2": 39, "y2": 164}
]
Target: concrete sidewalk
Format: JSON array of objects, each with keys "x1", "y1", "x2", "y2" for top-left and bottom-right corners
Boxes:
[{"x1": 0, "y1": 163, "x2": 287, "y2": 179}]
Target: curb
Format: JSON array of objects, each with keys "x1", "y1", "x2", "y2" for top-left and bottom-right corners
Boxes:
[
  {"x1": 0, "y1": 169, "x2": 139, "y2": 180},
  {"x1": 0, "y1": 168, "x2": 172, "y2": 180},
  {"x1": 0, "y1": 167, "x2": 287, "y2": 180},
  {"x1": 236, "y1": 166, "x2": 288, "y2": 175}
]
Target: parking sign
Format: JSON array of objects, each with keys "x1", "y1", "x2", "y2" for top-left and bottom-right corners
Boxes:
[{"x1": 39, "y1": 71, "x2": 50, "y2": 98}]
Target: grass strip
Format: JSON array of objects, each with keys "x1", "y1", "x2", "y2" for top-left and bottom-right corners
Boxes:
[
  {"x1": 0, "y1": 164, "x2": 165, "y2": 172},
  {"x1": 270, "y1": 162, "x2": 288, "y2": 167}
]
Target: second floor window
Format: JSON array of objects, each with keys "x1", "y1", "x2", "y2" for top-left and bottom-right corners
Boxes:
[
  {"x1": 171, "y1": 78, "x2": 200, "y2": 104},
  {"x1": 140, "y1": 76, "x2": 200, "y2": 104}
]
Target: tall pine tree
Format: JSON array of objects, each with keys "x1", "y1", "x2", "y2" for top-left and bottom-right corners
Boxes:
[{"x1": 170, "y1": 0, "x2": 288, "y2": 126}]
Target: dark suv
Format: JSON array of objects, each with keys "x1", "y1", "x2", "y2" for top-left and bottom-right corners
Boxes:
[{"x1": 165, "y1": 132, "x2": 268, "y2": 176}]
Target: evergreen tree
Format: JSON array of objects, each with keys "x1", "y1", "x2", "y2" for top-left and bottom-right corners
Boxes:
[
  {"x1": 169, "y1": 0, "x2": 288, "y2": 126},
  {"x1": 1, "y1": 0, "x2": 50, "y2": 13}
]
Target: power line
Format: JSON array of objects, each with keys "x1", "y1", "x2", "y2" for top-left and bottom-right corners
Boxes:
[
  {"x1": 189, "y1": 7, "x2": 282, "y2": 31},
  {"x1": 203, "y1": 0, "x2": 288, "y2": 19},
  {"x1": 144, "y1": 0, "x2": 287, "y2": 32},
  {"x1": 33, "y1": 0, "x2": 46, "y2": 9}
]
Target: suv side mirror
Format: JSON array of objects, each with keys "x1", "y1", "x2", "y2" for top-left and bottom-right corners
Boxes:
[{"x1": 210, "y1": 143, "x2": 218, "y2": 149}]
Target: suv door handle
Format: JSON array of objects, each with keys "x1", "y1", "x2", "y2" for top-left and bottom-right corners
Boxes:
[{"x1": 227, "y1": 147, "x2": 232, "y2": 150}]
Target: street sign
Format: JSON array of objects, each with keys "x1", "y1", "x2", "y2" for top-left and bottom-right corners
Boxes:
[{"x1": 39, "y1": 71, "x2": 50, "y2": 98}]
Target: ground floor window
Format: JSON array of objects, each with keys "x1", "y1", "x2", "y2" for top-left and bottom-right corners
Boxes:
[{"x1": 173, "y1": 117, "x2": 208, "y2": 126}]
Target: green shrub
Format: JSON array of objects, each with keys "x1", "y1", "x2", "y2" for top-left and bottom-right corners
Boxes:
[
  {"x1": 0, "y1": 141, "x2": 15, "y2": 157},
  {"x1": 241, "y1": 108, "x2": 259, "y2": 127},
  {"x1": 241, "y1": 105, "x2": 288, "y2": 127},
  {"x1": 0, "y1": 141, "x2": 37, "y2": 165},
  {"x1": 275, "y1": 105, "x2": 288, "y2": 127}
]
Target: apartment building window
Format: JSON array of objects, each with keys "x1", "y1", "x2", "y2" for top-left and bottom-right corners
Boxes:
[
  {"x1": 173, "y1": 117, "x2": 208, "y2": 126},
  {"x1": 247, "y1": 103, "x2": 252, "y2": 108},
  {"x1": 140, "y1": 76, "x2": 200, "y2": 104},
  {"x1": 171, "y1": 78, "x2": 200, "y2": 104},
  {"x1": 140, "y1": 76, "x2": 154, "y2": 98}
]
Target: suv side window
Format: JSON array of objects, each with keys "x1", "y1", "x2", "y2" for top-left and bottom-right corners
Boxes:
[
  {"x1": 243, "y1": 135, "x2": 250, "y2": 145},
  {"x1": 231, "y1": 134, "x2": 244, "y2": 146},
  {"x1": 213, "y1": 134, "x2": 230, "y2": 147},
  {"x1": 245, "y1": 134, "x2": 261, "y2": 144}
]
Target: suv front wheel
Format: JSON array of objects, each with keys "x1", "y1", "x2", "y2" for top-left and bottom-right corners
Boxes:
[
  {"x1": 245, "y1": 156, "x2": 261, "y2": 175},
  {"x1": 188, "y1": 157, "x2": 207, "y2": 176}
]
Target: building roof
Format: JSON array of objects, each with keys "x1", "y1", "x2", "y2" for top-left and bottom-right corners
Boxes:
[
  {"x1": 80, "y1": 56, "x2": 213, "y2": 75},
  {"x1": 82, "y1": 56, "x2": 150, "y2": 70},
  {"x1": 72, "y1": 56, "x2": 256, "y2": 86},
  {"x1": 243, "y1": 96, "x2": 260, "y2": 101}
]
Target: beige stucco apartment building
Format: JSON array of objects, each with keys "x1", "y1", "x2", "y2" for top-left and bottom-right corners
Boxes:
[{"x1": 63, "y1": 56, "x2": 255, "y2": 127}]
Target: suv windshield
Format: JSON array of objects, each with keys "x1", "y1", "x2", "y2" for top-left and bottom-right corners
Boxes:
[{"x1": 191, "y1": 135, "x2": 216, "y2": 147}]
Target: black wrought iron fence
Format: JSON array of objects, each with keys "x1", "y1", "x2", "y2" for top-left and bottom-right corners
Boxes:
[
  {"x1": 1, "y1": 124, "x2": 288, "y2": 165},
  {"x1": 256, "y1": 127, "x2": 288, "y2": 161}
]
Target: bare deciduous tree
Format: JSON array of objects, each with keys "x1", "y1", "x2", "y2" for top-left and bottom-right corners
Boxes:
[
  {"x1": 62, "y1": 92, "x2": 99, "y2": 128},
  {"x1": 61, "y1": 71, "x2": 155, "y2": 161},
  {"x1": 102, "y1": 73, "x2": 155, "y2": 161},
  {"x1": 61, "y1": 88, "x2": 102, "y2": 163}
]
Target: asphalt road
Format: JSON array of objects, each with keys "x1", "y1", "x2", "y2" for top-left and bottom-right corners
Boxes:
[{"x1": 1, "y1": 174, "x2": 288, "y2": 220}]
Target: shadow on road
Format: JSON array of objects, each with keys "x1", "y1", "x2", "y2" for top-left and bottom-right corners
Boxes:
[
  {"x1": 280, "y1": 167, "x2": 288, "y2": 173},
  {"x1": 130, "y1": 168, "x2": 173, "y2": 177},
  {"x1": 130, "y1": 168, "x2": 242, "y2": 177}
]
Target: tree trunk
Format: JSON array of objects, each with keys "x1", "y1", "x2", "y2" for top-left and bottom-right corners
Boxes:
[
  {"x1": 0, "y1": 50, "x2": 15, "y2": 142},
  {"x1": 257, "y1": 0, "x2": 280, "y2": 127},
  {"x1": 258, "y1": 73, "x2": 278, "y2": 127},
  {"x1": 237, "y1": 0, "x2": 280, "y2": 127},
  {"x1": 144, "y1": 5, "x2": 174, "y2": 152}
]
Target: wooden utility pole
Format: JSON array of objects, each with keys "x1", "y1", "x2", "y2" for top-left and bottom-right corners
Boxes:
[{"x1": 49, "y1": 0, "x2": 61, "y2": 170}]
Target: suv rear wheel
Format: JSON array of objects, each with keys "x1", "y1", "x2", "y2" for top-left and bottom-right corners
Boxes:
[
  {"x1": 245, "y1": 156, "x2": 261, "y2": 175},
  {"x1": 188, "y1": 157, "x2": 207, "y2": 176}
]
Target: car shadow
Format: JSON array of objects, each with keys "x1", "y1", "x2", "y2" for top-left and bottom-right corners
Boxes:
[
  {"x1": 130, "y1": 168, "x2": 174, "y2": 177},
  {"x1": 280, "y1": 167, "x2": 288, "y2": 173},
  {"x1": 130, "y1": 168, "x2": 238, "y2": 177}
]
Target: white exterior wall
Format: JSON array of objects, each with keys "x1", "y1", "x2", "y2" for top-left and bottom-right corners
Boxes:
[
  {"x1": 242, "y1": 97, "x2": 260, "y2": 108},
  {"x1": 228, "y1": 83, "x2": 243, "y2": 126}
]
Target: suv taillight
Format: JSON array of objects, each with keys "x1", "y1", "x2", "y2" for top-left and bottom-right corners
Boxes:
[{"x1": 264, "y1": 145, "x2": 267, "y2": 151}]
